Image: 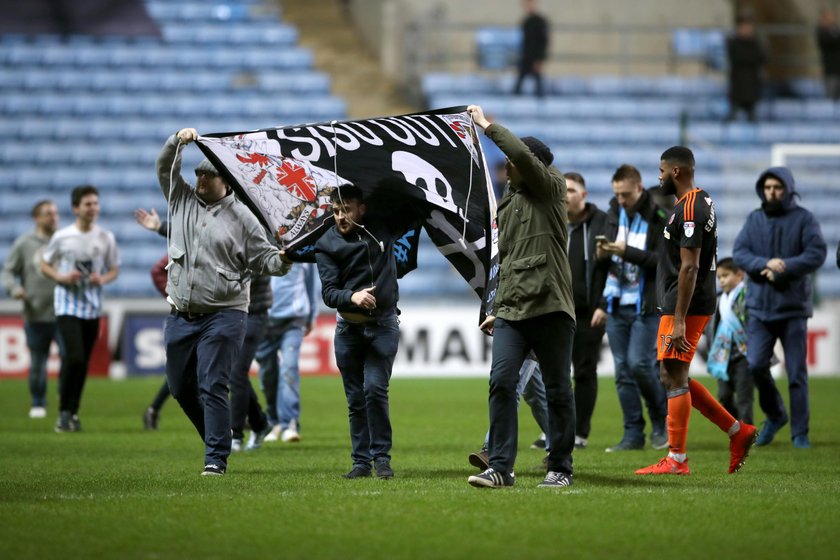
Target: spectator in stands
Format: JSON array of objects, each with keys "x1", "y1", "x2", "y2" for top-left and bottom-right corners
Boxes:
[
  {"x1": 156, "y1": 128, "x2": 291, "y2": 476},
  {"x1": 817, "y1": 7, "x2": 840, "y2": 100},
  {"x1": 733, "y1": 167, "x2": 826, "y2": 449},
  {"x1": 2, "y1": 200, "x2": 61, "y2": 419},
  {"x1": 726, "y1": 15, "x2": 765, "y2": 122},
  {"x1": 315, "y1": 184, "x2": 404, "y2": 480},
  {"x1": 255, "y1": 263, "x2": 319, "y2": 444},
  {"x1": 707, "y1": 257, "x2": 754, "y2": 425},
  {"x1": 564, "y1": 172, "x2": 610, "y2": 449},
  {"x1": 41, "y1": 186, "x2": 119, "y2": 433},
  {"x1": 635, "y1": 146, "x2": 757, "y2": 476},
  {"x1": 512, "y1": 0, "x2": 549, "y2": 98},
  {"x1": 466, "y1": 104, "x2": 576, "y2": 489},
  {"x1": 596, "y1": 165, "x2": 668, "y2": 453}
]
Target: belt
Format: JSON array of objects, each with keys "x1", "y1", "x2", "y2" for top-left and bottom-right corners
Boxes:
[{"x1": 170, "y1": 306, "x2": 213, "y2": 320}]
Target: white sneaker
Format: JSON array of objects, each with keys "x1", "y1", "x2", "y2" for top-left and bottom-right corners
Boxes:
[
  {"x1": 263, "y1": 425, "x2": 282, "y2": 443},
  {"x1": 281, "y1": 419, "x2": 300, "y2": 443},
  {"x1": 231, "y1": 438, "x2": 243, "y2": 452},
  {"x1": 29, "y1": 406, "x2": 47, "y2": 419}
]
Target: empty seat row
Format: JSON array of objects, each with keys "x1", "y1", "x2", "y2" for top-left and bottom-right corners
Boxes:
[
  {"x1": 0, "y1": 68, "x2": 330, "y2": 94},
  {"x1": 160, "y1": 22, "x2": 296, "y2": 45},
  {"x1": 145, "y1": 1, "x2": 280, "y2": 24}
]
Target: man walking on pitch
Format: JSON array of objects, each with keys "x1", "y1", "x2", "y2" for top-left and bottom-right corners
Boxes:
[{"x1": 636, "y1": 146, "x2": 757, "y2": 476}]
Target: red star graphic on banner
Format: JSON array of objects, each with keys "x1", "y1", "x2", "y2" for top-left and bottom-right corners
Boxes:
[{"x1": 276, "y1": 159, "x2": 317, "y2": 202}]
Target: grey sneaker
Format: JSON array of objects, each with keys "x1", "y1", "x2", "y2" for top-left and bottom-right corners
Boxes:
[
  {"x1": 245, "y1": 424, "x2": 272, "y2": 451},
  {"x1": 143, "y1": 407, "x2": 159, "y2": 430},
  {"x1": 468, "y1": 468, "x2": 514, "y2": 488},
  {"x1": 650, "y1": 431, "x2": 669, "y2": 450},
  {"x1": 231, "y1": 438, "x2": 243, "y2": 452},
  {"x1": 538, "y1": 471, "x2": 573, "y2": 488},
  {"x1": 70, "y1": 414, "x2": 82, "y2": 432},
  {"x1": 468, "y1": 447, "x2": 490, "y2": 470},
  {"x1": 374, "y1": 459, "x2": 394, "y2": 479},
  {"x1": 605, "y1": 440, "x2": 644, "y2": 452},
  {"x1": 55, "y1": 411, "x2": 73, "y2": 433}
]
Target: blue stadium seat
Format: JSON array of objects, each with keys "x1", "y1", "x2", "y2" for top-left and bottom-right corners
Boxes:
[{"x1": 475, "y1": 27, "x2": 521, "y2": 71}]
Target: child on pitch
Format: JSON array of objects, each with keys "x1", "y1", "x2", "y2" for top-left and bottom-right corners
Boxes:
[{"x1": 707, "y1": 258, "x2": 753, "y2": 425}]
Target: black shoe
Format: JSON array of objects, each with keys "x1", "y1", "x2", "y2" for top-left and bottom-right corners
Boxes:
[
  {"x1": 70, "y1": 414, "x2": 82, "y2": 432},
  {"x1": 201, "y1": 464, "x2": 225, "y2": 476},
  {"x1": 468, "y1": 467, "x2": 515, "y2": 488},
  {"x1": 468, "y1": 447, "x2": 490, "y2": 470},
  {"x1": 55, "y1": 410, "x2": 73, "y2": 433},
  {"x1": 374, "y1": 459, "x2": 394, "y2": 479},
  {"x1": 143, "y1": 407, "x2": 159, "y2": 430},
  {"x1": 605, "y1": 440, "x2": 644, "y2": 452},
  {"x1": 530, "y1": 434, "x2": 546, "y2": 450},
  {"x1": 538, "y1": 471, "x2": 573, "y2": 488},
  {"x1": 344, "y1": 466, "x2": 372, "y2": 479}
]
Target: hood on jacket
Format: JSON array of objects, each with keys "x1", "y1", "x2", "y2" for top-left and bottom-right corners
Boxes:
[{"x1": 755, "y1": 166, "x2": 799, "y2": 211}]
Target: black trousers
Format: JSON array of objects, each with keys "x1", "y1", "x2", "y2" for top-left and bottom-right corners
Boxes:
[
  {"x1": 229, "y1": 313, "x2": 269, "y2": 439},
  {"x1": 56, "y1": 315, "x2": 100, "y2": 414},
  {"x1": 571, "y1": 309, "x2": 606, "y2": 439},
  {"x1": 488, "y1": 311, "x2": 575, "y2": 474},
  {"x1": 716, "y1": 355, "x2": 754, "y2": 425}
]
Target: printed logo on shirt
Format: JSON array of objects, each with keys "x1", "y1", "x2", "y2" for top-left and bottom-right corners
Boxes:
[
  {"x1": 683, "y1": 221, "x2": 695, "y2": 238},
  {"x1": 668, "y1": 213, "x2": 675, "y2": 225}
]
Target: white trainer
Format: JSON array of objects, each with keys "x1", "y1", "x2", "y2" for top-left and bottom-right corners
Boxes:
[
  {"x1": 29, "y1": 406, "x2": 47, "y2": 419},
  {"x1": 263, "y1": 425, "x2": 282, "y2": 442},
  {"x1": 281, "y1": 419, "x2": 300, "y2": 443}
]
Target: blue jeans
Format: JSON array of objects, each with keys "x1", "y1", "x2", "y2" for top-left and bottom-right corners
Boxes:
[
  {"x1": 488, "y1": 312, "x2": 575, "y2": 475},
  {"x1": 484, "y1": 359, "x2": 549, "y2": 448},
  {"x1": 747, "y1": 316, "x2": 807, "y2": 438},
  {"x1": 333, "y1": 313, "x2": 400, "y2": 469},
  {"x1": 605, "y1": 306, "x2": 667, "y2": 445},
  {"x1": 164, "y1": 309, "x2": 247, "y2": 469},
  {"x1": 255, "y1": 318, "x2": 305, "y2": 430},
  {"x1": 229, "y1": 313, "x2": 269, "y2": 439},
  {"x1": 23, "y1": 321, "x2": 59, "y2": 407}
]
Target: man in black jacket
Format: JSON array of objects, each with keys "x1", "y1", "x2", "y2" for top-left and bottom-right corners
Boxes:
[
  {"x1": 596, "y1": 164, "x2": 669, "y2": 452},
  {"x1": 315, "y1": 184, "x2": 402, "y2": 480},
  {"x1": 563, "y1": 172, "x2": 609, "y2": 449},
  {"x1": 512, "y1": 0, "x2": 549, "y2": 97},
  {"x1": 726, "y1": 15, "x2": 765, "y2": 122},
  {"x1": 817, "y1": 8, "x2": 840, "y2": 100}
]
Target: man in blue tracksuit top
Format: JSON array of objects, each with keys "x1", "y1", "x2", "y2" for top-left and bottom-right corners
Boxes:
[
  {"x1": 733, "y1": 166, "x2": 826, "y2": 449},
  {"x1": 315, "y1": 184, "x2": 402, "y2": 480}
]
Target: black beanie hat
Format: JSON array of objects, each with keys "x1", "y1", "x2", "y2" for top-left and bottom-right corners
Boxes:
[{"x1": 520, "y1": 136, "x2": 553, "y2": 166}]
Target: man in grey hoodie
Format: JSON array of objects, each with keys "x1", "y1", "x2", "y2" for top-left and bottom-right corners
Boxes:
[{"x1": 2, "y1": 200, "x2": 60, "y2": 419}]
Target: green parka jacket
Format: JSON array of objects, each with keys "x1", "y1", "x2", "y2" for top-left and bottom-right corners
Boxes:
[{"x1": 486, "y1": 124, "x2": 575, "y2": 323}]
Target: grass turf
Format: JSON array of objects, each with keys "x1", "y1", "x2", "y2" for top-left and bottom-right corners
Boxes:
[{"x1": 2, "y1": 375, "x2": 839, "y2": 559}]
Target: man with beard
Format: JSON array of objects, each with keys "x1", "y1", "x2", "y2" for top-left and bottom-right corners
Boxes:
[
  {"x1": 636, "y1": 146, "x2": 757, "y2": 476},
  {"x1": 733, "y1": 168, "x2": 826, "y2": 449}
]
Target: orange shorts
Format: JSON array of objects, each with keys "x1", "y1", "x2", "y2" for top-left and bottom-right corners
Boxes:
[{"x1": 657, "y1": 315, "x2": 710, "y2": 362}]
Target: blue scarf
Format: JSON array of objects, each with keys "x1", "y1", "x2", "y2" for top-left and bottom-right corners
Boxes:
[
  {"x1": 708, "y1": 283, "x2": 747, "y2": 381},
  {"x1": 602, "y1": 207, "x2": 647, "y2": 313}
]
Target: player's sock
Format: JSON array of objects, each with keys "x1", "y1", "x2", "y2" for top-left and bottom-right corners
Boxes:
[
  {"x1": 668, "y1": 452, "x2": 687, "y2": 463},
  {"x1": 688, "y1": 378, "x2": 736, "y2": 433},
  {"x1": 667, "y1": 388, "x2": 691, "y2": 455}
]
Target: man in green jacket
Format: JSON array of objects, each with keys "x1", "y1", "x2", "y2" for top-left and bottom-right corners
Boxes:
[{"x1": 467, "y1": 105, "x2": 576, "y2": 489}]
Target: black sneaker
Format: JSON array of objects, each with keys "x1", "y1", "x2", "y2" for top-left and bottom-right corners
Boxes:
[
  {"x1": 605, "y1": 440, "x2": 644, "y2": 452},
  {"x1": 468, "y1": 447, "x2": 490, "y2": 470},
  {"x1": 143, "y1": 407, "x2": 159, "y2": 430},
  {"x1": 468, "y1": 468, "x2": 514, "y2": 488},
  {"x1": 201, "y1": 464, "x2": 225, "y2": 476},
  {"x1": 343, "y1": 466, "x2": 372, "y2": 479},
  {"x1": 55, "y1": 410, "x2": 73, "y2": 433},
  {"x1": 374, "y1": 459, "x2": 394, "y2": 479},
  {"x1": 530, "y1": 434, "x2": 546, "y2": 450},
  {"x1": 538, "y1": 471, "x2": 573, "y2": 488},
  {"x1": 70, "y1": 414, "x2": 82, "y2": 432}
]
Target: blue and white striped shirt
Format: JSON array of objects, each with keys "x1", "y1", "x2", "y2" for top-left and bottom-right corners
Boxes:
[{"x1": 42, "y1": 224, "x2": 119, "y2": 319}]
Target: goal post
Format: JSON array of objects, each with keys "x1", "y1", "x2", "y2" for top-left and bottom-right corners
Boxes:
[{"x1": 770, "y1": 143, "x2": 840, "y2": 167}]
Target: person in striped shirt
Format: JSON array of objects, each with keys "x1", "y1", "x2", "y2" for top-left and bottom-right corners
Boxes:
[{"x1": 41, "y1": 185, "x2": 119, "y2": 433}]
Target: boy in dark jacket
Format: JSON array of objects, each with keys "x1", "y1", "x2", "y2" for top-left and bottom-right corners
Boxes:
[
  {"x1": 707, "y1": 258, "x2": 753, "y2": 424},
  {"x1": 733, "y1": 167, "x2": 826, "y2": 448}
]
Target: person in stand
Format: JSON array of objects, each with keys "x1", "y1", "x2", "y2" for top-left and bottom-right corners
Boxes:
[
  {"x1": 726, "y1": 15, "x2": 765, "y2": 122},
  {"x1": 155, "y1": 128, "x2": 290, "y2": 476},
  {"x1": 635, "y1": 146, "x2": 757, "y2": 476},
  {"x1": 315, "y1": 183, "x2": 406, "y2": 480},
  {"x1": 817, "y1": 7, "x2": 840, "y2": 101},
  {"x1": 466, "y1": 104, "x2": 576, "y2": 489},
  {"x1": 41, "y1": 186, "x2": 120, "y2": 433},
  {"x1": 512, "y1": 0, "x2": 549, "y2": 98},
  {"x1": 2, "y1": 200, "x2": 61, "y2": 419}
]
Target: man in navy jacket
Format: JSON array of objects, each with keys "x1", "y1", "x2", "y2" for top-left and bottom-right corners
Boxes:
[{"x1": 733, "y1": 167, "x2": 826, "y2": 449}]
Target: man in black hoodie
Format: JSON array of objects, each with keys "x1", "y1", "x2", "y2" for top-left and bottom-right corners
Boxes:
[
  {"x1": 315, "y1": 184, "x2": 402, "y2": 480},
  {"x1": 563, "y1": 172, "x2": 609, "y2": 448},
  {"x1": 596, "y1": 164, "x2": 669, "y2": 452}
]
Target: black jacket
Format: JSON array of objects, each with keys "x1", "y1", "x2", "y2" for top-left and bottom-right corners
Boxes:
[
  {"x1": 727, "y1": 35, "x2": 765, "y2": 105},
  {"x1": 599, "y1": 189, "x2": 669, "y2": 315},
  {"x1": 315, "y1": 218, "x2": 400, "y2": 319},
  {"x1": 817, "y1": 25, "x2": 840, "y2": 76},
  {"x1": 569, "y1": 202, "x2": 609, "y2": 312}
]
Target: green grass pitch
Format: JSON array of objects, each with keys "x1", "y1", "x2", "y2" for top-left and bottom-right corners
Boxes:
[{"x1": 2, "y1": 375, "x2": 839, "y2": 559}]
